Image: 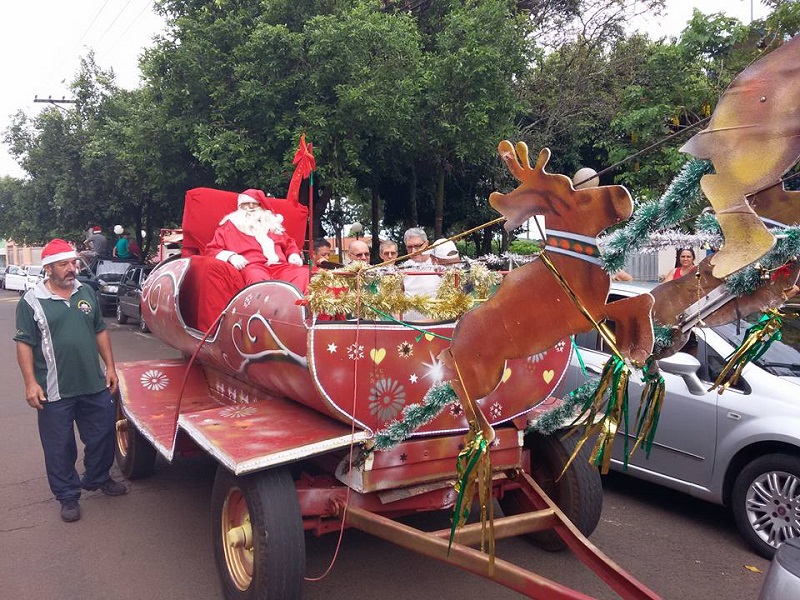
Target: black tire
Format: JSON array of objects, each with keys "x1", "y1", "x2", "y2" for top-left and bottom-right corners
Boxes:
[
  {"x1": 499, "y1": 430, "x2": 603, "y2": 551},
  {"x1": 116, "y1": 303, "x2": 129, "y2": 324},
  {"x1": 114, "y1": 401, "x2": 157, "y2": 479},
  {"x1": 212, "y1": 466, "x2": 304, "y2": 600},
  {"x1": 731, "y1": 453, "x2": 800, "y2": 559},
  {"x1": 139, "y1": 316, "x2": 150, "y2": 333}
]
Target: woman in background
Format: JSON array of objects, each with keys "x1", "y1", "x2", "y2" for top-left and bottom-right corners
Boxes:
[{"x1": 668, "y1": 247, "x2": 697, "y2": 281}]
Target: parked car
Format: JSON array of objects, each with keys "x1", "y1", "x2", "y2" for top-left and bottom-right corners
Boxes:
[
  {"x1": 76, "y1": 257, "x2": 140, "y2": 315},
  {"x1": 116, "y1": 264, "x2": 154, "y2": 332},
  {"x1": 25, "y1": 265, "x2": 44, "y2": 290},
  {"x1": 564, "y1": 281, "x2": 800, "y2": 559},
  {"x1": 3, "y1": 265, "x2": 28, "y2": 293},
  {"x1": 759, "y1": 538, "x2": 800, "y2": 599}
]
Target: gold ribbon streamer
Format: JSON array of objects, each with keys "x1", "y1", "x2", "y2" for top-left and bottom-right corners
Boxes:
[
  {"x1": 447, "y1": 354, "x2": 496, "y2": 573},
  {"x1": 559, "y1": 355, "x2": 631, "y2": 477},
  {"x1": 709, "y1": 310, "x2": 783, "y2": 393}
]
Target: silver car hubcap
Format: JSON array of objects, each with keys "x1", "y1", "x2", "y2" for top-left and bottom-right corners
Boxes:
[{"x1": 746, "y1": 470, "x2": 800, "y2": 548}]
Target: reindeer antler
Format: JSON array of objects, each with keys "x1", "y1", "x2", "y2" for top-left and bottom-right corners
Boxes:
[{"x1": 491, "y1": 141, "x2": 563, "y2": 231}]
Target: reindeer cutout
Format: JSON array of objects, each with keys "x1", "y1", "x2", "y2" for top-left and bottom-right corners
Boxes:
[
  {"x1": 652, "y1": 181, "x2": 800, "y2": 358},
  {"x1": 442, "y1": 141, "x2": 654, "y2": 433},
  {"x1": 680, "y1": 35, "x2": 800, "y2": 279}
]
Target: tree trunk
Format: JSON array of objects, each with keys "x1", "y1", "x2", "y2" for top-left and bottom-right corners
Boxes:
[
  {"x1": 434, "y1": 167, "x2": 444, "y2": 240},
  {"x1": 371, "y1": 186, "x2": 380, "y2": 261},
  {"x1": 409, "y1": 165, "x2": 418, "y2": 228},
  {"x1": 313, "y1": 187, "x2": 331, "y2": 243}
]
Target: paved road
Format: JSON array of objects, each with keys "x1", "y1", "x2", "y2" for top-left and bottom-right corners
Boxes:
[{"x1": 0, "y1": 289, "x2": 771, "y2": 599}]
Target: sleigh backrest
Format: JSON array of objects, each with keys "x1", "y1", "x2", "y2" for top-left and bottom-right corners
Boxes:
[{"x1": 181, "y1": 187, "x2": 309, "y2": 257}]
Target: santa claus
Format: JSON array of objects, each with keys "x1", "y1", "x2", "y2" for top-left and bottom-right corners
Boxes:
[{"x1": 205, "y1": 189, "x2": 310, "y2": 292}]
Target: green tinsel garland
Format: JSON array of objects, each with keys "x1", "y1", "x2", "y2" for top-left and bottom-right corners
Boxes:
[
  {"x1": 373, "y1": 382, "x2": 458, "y2": 450},
  {"x1": 527, "y1": 379, "x2": 600, "y2": 435},
  {"x1": 601, "y1": 159, "x2": 714, "y2": 272},
  {"x1": 652, "y1": 324, "x2": 677, "y2": 357},
  {"x1": 724, "y1": 227, "x2": 800, "y2": 296}
]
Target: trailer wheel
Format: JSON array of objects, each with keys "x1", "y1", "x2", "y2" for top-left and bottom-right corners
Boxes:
[
  {"x1": 499, "y1": 430, "x2": 602, "y2": 551},
  {"x1": 212, "y1": 466, "x2": 305, "y2": 600},
  {"x1": 114, "y1": 402, "x2": 157, "y2": 479}
]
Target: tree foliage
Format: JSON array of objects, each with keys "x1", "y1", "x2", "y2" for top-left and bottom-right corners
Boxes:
[{"x1": 1, "y1": 0, "x2": 797, "y2": 254}]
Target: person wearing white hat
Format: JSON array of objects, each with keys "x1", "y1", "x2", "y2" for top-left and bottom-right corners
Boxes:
[
  {"x1": 205, "y1": 188, "x2": 310, "y2": 292},
  {"x1": 430, "y1": 238, "x2": 461, "y2": 265},
  {"x1": 113, "y1": 226, "x2": 133, "y2": 259},
  {"x1": 14, "y1": 239, "x2": 127, "y2": 523}
]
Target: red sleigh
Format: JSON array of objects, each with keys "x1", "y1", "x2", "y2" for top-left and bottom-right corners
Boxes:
[{"x1": 116, "y1": 144, "x2": 659, "y2": 600}]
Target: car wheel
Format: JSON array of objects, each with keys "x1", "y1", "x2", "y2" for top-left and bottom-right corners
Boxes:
[
  {"x1": 732, "y1": 453, "x2": 800, "y2": 559},
  {"x1": 212, "y1": 466, "x2": 304, "y2": 600},
  {"x1": 116, "y1": 303, "x2": 129, "y2": 324},
  {"x1": 498, "y1": 430, "x2": 603, "y2": 551},
  {"x1": 139, "y1": 316, "x2": 150, "y2": 333}
]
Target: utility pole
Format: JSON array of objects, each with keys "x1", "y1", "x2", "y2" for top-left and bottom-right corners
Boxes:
[{"x1": 33, "y1": 95, "x2": 77, "y2": 111}]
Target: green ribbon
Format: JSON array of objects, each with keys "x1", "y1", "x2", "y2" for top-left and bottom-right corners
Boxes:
[
  {"x1": 570, "y1": 335, "x2": 589, "y2": 380},
  {"x1": 365, "y1": 305, "x2": 453, "y2": 341},
  {"x1": 448, "y1": 428, "x2": 489, "y2": 552},
  {"x1": 632, "y1": 356, "x2": 665, "y2": 459}
]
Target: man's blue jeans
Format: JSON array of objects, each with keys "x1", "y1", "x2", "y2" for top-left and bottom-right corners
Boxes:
[{"x1": 36, "y1": 389, "x2": 116, "y2": 503}]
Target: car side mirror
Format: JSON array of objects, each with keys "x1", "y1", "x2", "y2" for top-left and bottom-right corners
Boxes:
[{"x1": 657, "y1": 352, "x2": 707, "y2": 396}]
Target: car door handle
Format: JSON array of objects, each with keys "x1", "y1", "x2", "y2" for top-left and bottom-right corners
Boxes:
[{"x1": 586, "y1": 365, "x2": 603, "y2": 375}]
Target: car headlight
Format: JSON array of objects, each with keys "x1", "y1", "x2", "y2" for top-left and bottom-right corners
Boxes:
[{"x1": 100, "y1": 285, "x2": 119, "y2": 294}]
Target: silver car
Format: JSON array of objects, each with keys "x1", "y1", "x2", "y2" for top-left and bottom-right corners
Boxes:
[{"x1": 564, "y1": 282, "x2": 800, "y2": 558}]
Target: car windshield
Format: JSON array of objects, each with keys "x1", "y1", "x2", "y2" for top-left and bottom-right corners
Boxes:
[
  {"x1": 96, "y1": 260, "x2": 132, "y2": 278},
  {"x1": 712, "y1": 314, "x2": 800, "y2": 377},
  {"x1": 28, "y1": 266, "x2": 42, "y2": 276}
]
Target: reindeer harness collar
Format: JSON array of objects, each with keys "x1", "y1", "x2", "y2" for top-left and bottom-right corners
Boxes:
[{"x1": 544, "y1": 229, "x2": 604, "y2": 267}]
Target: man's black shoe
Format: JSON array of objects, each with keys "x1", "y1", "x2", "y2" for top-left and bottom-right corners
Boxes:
[
  {"x1": 83, "y1": 478, "x2": 129, "y2": 496},
  {"x1": 60, "y1": 500, "x2": 81, "y2": 522}
]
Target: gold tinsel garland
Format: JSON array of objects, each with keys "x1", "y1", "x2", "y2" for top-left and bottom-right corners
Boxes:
[{"x1": 305, "y1": 262, "x2": 501, "y2": 321}]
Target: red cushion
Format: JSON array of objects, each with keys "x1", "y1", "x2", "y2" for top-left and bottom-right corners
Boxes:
[{"x1": 179, "y1": 256, "x2": 245, "y2": 332}]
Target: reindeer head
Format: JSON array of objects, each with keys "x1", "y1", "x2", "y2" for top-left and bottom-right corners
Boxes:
[{"x1": 489, "y1": 141, "x2": 633, "y2": 237}]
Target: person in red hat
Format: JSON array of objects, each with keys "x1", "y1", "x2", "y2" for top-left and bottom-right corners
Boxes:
[
  {"x1": 205, "y1": 188, "x2": 310, "y2": 292},
  {"x1": 86, "y1": 225, "x2": 109, "y2": 258},
  {"x1": 14, "y1": 239, "x2": 128, "y2": 523}
]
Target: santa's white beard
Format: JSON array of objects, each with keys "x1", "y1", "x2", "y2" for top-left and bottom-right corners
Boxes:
[
  {"x1": 222, "y1": 207, "x2": 286, "y2": 264},
  {"x1": 227, "y1": 207, "x2": 285, "y2": 236}
]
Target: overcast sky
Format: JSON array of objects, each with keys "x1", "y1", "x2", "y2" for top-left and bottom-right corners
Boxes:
[{"x1": 0, "y1": 0, "x2": 771, "y2": 178}]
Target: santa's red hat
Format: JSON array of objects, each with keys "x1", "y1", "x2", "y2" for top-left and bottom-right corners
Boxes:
[
  {"x1": 91, "y1": 225, "x2": 101, "y2": 233},
  {"x1": 41, "y1": 239, "x2": 78, "y2": 266},
  {"x1": 238, "y1": 189, "x2": 269, "y2": 208}
]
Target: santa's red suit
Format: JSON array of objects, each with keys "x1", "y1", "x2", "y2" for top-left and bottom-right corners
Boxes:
[{"x1": 205, "y1": 201, "x2": 310, "y2": 292}]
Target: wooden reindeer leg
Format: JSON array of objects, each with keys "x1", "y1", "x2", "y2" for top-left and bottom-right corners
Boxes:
[
  {"x1": 603, "y1": 293, "x2": 655, "y2": 365},
  {"x1": 442, "y1": 349, "x2": 496, "y2": 443},
  {"x1": 701, "y1": 174, "x2": 776, "y2": 279}
]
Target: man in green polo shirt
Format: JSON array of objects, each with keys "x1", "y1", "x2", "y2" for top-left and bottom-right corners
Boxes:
[{"x1": 15, "y1": 239, "x2": 128, "y2": 523}]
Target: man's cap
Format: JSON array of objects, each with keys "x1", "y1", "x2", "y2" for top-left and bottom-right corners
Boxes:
[
  {"x1": 91, "y1": 226, "x2": 101, "y2": 233},
  {"x1": 42, "y1": 239, "x2": 78, "y2": 266},
  {"x1": 114, "y1": 225, "x2": 124, "y2": 235},
  {"x1": 431, "y1": 239, "x2": 459, "y2": 259}
]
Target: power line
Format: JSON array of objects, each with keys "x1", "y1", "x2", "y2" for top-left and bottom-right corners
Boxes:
[
  {"x1": 92, "y1": 0, "x2": 137, "y2": 50},
  {"x1": 44, "y1": 0, "x2": 114, "y2": 90}
]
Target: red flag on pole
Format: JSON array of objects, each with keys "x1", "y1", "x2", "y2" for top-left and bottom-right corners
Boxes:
[{"x1": 286, "y1": 134, "x2": 316, "y2": 264}]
